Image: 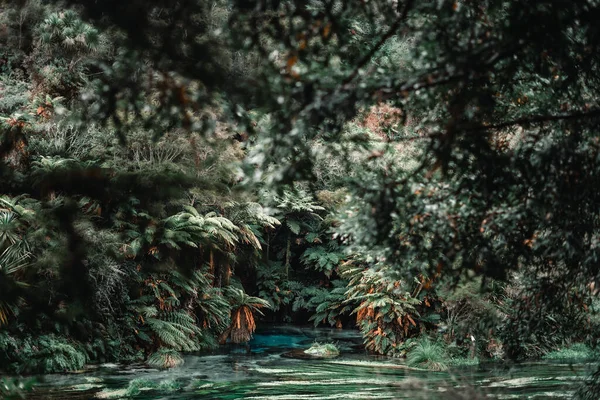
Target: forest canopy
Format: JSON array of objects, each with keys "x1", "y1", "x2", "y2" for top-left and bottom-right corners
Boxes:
[{"x1": 2, "y1": 0, "x2": 600, "y2": 397}]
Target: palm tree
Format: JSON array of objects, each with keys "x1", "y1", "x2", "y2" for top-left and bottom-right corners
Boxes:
[
  {"x1": 0, "y1": 196, "x2": 34, "y2": 326},
  {"x1": 0, "y1": 196, "x2": 34, "y2": 249},
  {"x1": 220, "y1": 287, "x2": 271, "y2": 344}
]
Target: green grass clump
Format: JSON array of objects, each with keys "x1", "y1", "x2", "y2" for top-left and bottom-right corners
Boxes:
[
  {"x1": 543, "y1": 343, "x2": 595, "y2": 360},
  {"x1": 406, "y1": 337, "x2": 449, "y2": 371}
]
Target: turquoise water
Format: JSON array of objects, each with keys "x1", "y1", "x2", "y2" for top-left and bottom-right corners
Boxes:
[{"x1": 23, "y1": 326, "x2": 596, "y2": 399}]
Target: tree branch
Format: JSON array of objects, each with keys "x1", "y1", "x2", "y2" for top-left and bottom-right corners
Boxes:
[{"x1": 464, "y1": 108, "x2": 600, "y2": 132}]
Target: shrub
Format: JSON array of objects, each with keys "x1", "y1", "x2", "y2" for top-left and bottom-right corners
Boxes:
[{"x1": 0, "y1": 333, "x2": 87, "y2": 374}]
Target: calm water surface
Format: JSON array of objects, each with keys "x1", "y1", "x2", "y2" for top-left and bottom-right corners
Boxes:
[{"x1": 26, "y1": 326, "x2": 595, "y2": 399}]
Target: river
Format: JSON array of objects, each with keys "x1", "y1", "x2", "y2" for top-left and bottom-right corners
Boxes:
[{"x1": 24, "y1": 325, "x2": 595, "y2": 399}]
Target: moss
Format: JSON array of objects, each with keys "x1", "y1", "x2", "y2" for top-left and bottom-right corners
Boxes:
[{"x1": 304, "y1": 342, "x2": 340, "y2": 358}]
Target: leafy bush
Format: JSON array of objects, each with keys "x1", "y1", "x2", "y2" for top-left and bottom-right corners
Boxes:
[
  {"x1": 0, "y1": 333, "x2": 87, "y2": 374},
  {"x1": 300, "y1": 244, "x2": 344, "y2": 277},
  {"x1": 499, "y1": 282, "x2": 596, "y2": 360},
  {"x1": 294, "y1": 280, "x2": 352, "y2": 327}
]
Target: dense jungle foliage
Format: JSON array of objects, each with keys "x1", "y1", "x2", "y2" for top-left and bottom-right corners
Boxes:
[{"x1": 2, "y1": 0, "x2": 600, "y2": 397}]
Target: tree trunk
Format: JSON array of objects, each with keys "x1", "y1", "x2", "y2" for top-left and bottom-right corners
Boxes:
[{"x1": 285, "y1": 232, "x2": 291, "y2": 280}]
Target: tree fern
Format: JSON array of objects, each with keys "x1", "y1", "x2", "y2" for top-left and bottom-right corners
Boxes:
[
  {"x1": 0, "y1": 211, "x2": 20, "y2": 248},
  {"x1": 33, "y1": 336, "x2": 88, "y2": 373},
  {"x1": 222, "y1": 201, "x2": 280, "y2": 250},
  {"x1": 161, "y1": 207, "x2": 239, "y2": 251},
  {"x1": 146, "y1": 311, "x2": 203, "y2": 352},
  {"x1": 147, "y1": 348, "x2": 184, "y2": 369},
  {"x1": 221, "y1": 287, "x2": 271, "y2": 343},
  {"x1": 194, "y1": 288, "x2": 231, "y2": 331}
]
